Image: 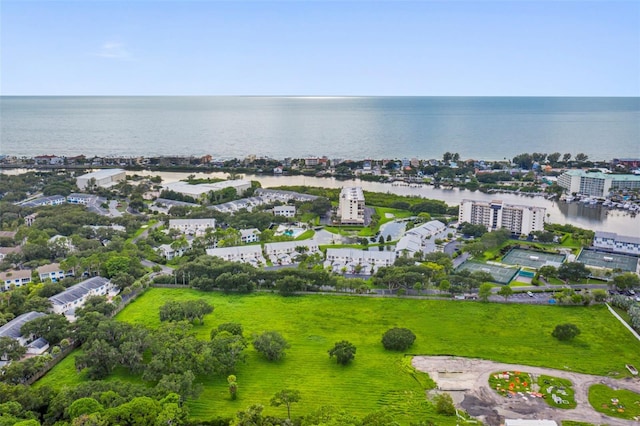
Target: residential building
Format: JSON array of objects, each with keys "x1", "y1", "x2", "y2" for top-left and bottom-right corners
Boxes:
[
  {"x1": 157, "y1": 244, "x2": 189, "y2": 260},
  {"x1": 273, "y1": 205, "x2": 296, "y2": 218},
  {"x1": 162, "y1": 180, "x2": 251, "y2": 201},
  {"x1": 325, "y1": 248, "x2": 396, "y2": 274},
  {"x1": 264, "y1": 240, "x2": 319, "y2": 264},
  {"x1": 395, "y1": 220, "x2": 447, "y2": 256},
  {"x1": 76, "y1": 169, "x2": 126, "y2": 190},
  {"x1": 338, "y1": 187, "x2": 365, "y2": 225},
  {"x1": 255, "y1": 188, "x2": 318, "y2": 202},
  {"x1": 0, "y1": 312, "x2": 49, "y2": 359},
  {"x1": 24, "y1": 213, "x2": 38, "y2": 226},
  {"x1": 0, "y1": 247, "x2": 21, "y2": 262},
  {"x1": 67, "y1": 193, "x2": 95, "y2": 205},
  {"x1": 0, "y1": 270, "x2": 32, "y2": 291},
  {"x1": 240, "y1": 228, "x2": 261, "y2": 244},
  {"x1": 37, "y1": 263, "x2": 66, "y2": 282},
  {"x1": 459, "y1": 200, "x2": 545, "y2": 235},
  {"x1": 21, "y1": 195, "x2": 66, "y2": 207},
  {"x1": 168, "y1": 218, "x2": 216, "y2": 236},
  {"x1": 0, "y1": 231, "x2": 17, "y2": 240},
  {"x1": 593, "y1": 232, "x2": 640, "y2": 256},
  {"x1": 206, "y1": 245, "x2": 265, "y2": 266},
  {"x1": 557, "y1": 170, "x2": 640, "y2": 197},
  {"x1": 48, "y1": 276, "x2": 114, "y2": 315}
]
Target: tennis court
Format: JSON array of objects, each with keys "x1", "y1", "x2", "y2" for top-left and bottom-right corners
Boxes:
[
  {"x1": 456, "y1": 261, "x2": 520, "y2": 284},
  {"x1": 502, "y1": 248, "x2": 565, "y2": 269},
  {"x1": 577, "y1": 249, "x2": 639, "y2": 273}
]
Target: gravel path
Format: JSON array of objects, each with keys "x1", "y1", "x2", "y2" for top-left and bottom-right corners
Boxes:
[{"x1": 412, "y1": 356, "x2": 640, "y2": 425}]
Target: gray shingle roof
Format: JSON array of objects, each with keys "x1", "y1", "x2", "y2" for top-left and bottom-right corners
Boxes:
[
  {"x1": 48, "y1": 276, "x2": 110, "y2": 306},
  {"x1": 0, "y1": 311, "x2": 46, "y2": 339}
]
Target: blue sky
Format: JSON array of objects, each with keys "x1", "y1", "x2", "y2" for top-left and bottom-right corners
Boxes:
[{"x1": 2, "y1": 1, "x2": 639, "y2": 96}]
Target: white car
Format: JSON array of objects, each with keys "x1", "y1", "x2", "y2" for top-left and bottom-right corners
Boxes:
[{"x1": 527, "y1": 291, "x2": 534, "y2": 297}]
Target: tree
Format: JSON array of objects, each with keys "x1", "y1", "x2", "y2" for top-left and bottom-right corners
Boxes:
[
  {"x1": 434, "y1": 393, "x2": 456, "y2": 416},
  {"x1": 552, "y1": 323, "x2": 581, "y2": 341},
  {"x1": 497, "y1": 285, "x2": 513, "y2": 301},
  {"x1": 252, "y1": 331, "x2": 290, "y2": 361},
  {"x1": 575, "y1": 153, "x2": 589, "y2": 162},
  {"x1": 328, "y1": 340, "x2": 356, "y2": 365},
  {"x1": 613, "y1": 273, "x2": 640, "y2": 290},
  {"x1": 0, "y1": 336, "x2": 27, "y2": 361},
  {"x1": 562, "y1": 153, "x2": 572, "y2": 163},
  {"x1": 558, "y1": 262, "x2": 590, "y2": 282},
  {"x1": 478, "y1": 283, "x2": 493, "y2": 302},
  {"x1": 210, "y1": 332, "x2": 248, "y2": 375},
  {"x1": 270, "y1": 389, "x2": 301, "y2": 420},
  {"x1": 381, "y1": 328, "x2": 416, "y2": 351},
  {"x1": 438, "y1": 279, "x2": 451, "y2": 295},
  {"x1": 20, "y1": 314, "x2": 69, "y2": 345}
]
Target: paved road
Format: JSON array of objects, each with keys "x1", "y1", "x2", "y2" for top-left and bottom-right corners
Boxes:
[{"x1": 413, "y1": 356, "x2": 640, "y2": 426}]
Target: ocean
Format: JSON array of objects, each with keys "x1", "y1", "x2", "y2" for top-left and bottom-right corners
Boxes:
[{"x1": 1, "y1": 96, "x2": 638, "y2": 160}]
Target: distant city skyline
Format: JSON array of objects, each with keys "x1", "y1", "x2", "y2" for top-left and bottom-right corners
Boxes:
[{"x1": 1, "y1": 1, "x2": 639, "y2": 96}]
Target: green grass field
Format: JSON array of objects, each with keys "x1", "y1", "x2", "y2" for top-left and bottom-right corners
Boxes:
[
  {"x1": 588, "y1": 384, "x2": 640, "y2": 420},
  {"x1": 37, "y1": 289, "x2": 640, "y2": 423}
]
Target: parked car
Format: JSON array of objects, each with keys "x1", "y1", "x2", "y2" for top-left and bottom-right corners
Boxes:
[{"x1": 527, "y1": 291, "x2": 534, "y2": 297}]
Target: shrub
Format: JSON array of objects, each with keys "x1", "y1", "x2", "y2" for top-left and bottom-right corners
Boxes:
[
  {"x1": 381, "y1": 327, "x2": 416, "y2": 351},
  {"x1": 252, "y1": 331, "x2": 290, "y2": 361}
]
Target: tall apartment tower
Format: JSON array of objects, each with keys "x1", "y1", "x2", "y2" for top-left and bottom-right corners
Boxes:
[
  {"x1": 458, "y1": 200, "x2": 545, "y2": 235},
  {"x1": 338, "y1": 187, "x2": 365, "y2": 225}
]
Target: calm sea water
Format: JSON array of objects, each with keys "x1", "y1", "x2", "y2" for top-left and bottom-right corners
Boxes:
[{"x1": 1, "y1": 96, "x2": 639, "y2": 160}]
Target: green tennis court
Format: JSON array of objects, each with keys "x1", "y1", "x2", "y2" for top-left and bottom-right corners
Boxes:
[
  {"x1": 456, "y1": 261, "x2": 520, "y2": 284},
  {"x1": 502, "y1": 248, "x2": 565, "y2": 269},
  {"x1": 577, "y1": 249, "x2": 639, "y2": 273}
]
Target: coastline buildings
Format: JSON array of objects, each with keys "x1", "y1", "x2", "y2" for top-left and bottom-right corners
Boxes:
[
  {"x1": 168, "y1": 218, "x2": 216, "y2": 236},
  {"x1": 593, "y1": 232, "x2": 640, "y2": 256},
  {"x1": 557, "y1": 170, "x2": 640, "y2": 197},
  {"x1": 162, "y1": 180, "x2": 251, "y2": 202},
  {"x1": 338, "y1": 187, "x2": 365, "y2": 225},
  {"x1": 395, "y1": 220, "x2": 448, "y2": 257},
  {"x1": 76, "y1": 169, "x2": 126, "y2": 190},
  {"x1": 459, "y1": 200, "x2": 545, "y2": 235}
]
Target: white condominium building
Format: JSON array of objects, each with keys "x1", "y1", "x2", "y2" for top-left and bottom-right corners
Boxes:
[
  {"x1": 338, "y1": 187, "x2": 365, "y2": 225},
  {"x1": 557, "y1": 170, "x2": 640, "y2": 197},
  {"x1": 459, "y1": 200, "x2": 545, "y2": 235}
]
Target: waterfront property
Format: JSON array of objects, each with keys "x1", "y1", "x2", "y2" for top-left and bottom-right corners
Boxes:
[
  {"x1": 48, "y1": 276, "x2": 114, "y2": 316},
  {"x1": 338, "y1": 187, "x2": 365, "y2": 225},
  {"x1": 459, "y1": 199, "x2": 545, "y2": 235},
  {"x1": 162, "y1": 180, "x2": 251, "y2": 202},
  {"x1": 593, "y1": 231, "x2": 640, "y2": 256},
  {"x1": 76, "y1": 168, "x2": 126, "y2": 190},
  {"x1": 557, "y1": 170, "x2": 640, "y2": 197}
]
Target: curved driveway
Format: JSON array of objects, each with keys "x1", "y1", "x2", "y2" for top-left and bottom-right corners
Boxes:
[{"x1": 412, "y1": 356, "x2": 640, "y2": 425}]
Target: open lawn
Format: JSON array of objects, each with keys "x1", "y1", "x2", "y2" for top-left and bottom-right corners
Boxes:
[{"x1": 37, "y1": 289, "x2": 640, "y2": 423}]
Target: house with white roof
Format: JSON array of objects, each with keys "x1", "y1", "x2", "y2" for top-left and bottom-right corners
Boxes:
[
  {"x1": 325, "y1": 248, "x2": 396, "y2": 274},
  {"x1": 169, "y1": 218, "x2": 216, "y2": 236},
  {"x1": 206, "y1": 245, "x2": 265, "y2": 266},
  {"x1": 0, "y1": 270, "x2": 32, "y2": 291},
  {"x1": 240, "y1": 228, "x2": 261, "y2": 244},
  {"x1": 593, "y1": 231, "x2": 640, "y2": 256},
  {"x1": 395, "y1": 220, "x2": 447, "y2": 257},
  {"x1": 163, "y1": 180, "x2": 251, "y2": 202},
  {"x1": 0, "y1": 312, "x2": 49, "y2": 360},
  {"x1": 21, "y1": 195, "x2": 66, "y2": 208},
  {"x1": 76, "y1": 169, "x2": 126, "y2": 190},
  {"x1": 156, "y1": 243, "x2": 190, "y2": 260},
  {"x1": 273, "y1": 205, "x2": 296, "y2": 218},
  {"x1": 264, "y1": 240, "x2": 319, "y2": 264},
  {"x1": 48, "y1": 276, "x2": 114, "y2": 316}
]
